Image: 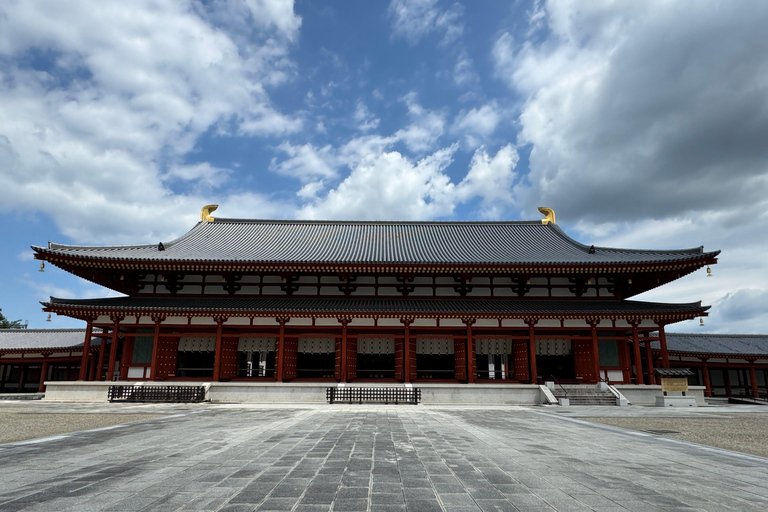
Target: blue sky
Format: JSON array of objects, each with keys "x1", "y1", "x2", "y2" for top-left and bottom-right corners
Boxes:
[{"x1": 1, "y1": 0, "x2": 767, "y2": 332}]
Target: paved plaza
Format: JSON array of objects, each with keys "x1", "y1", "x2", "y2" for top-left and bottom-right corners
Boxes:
[{"x1": 1, "y1": 403, "x2": 768, "y2": 512}]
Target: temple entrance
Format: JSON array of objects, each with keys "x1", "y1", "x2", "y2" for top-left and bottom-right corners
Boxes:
[
  {"x1": 416, "y1": 338, "x2": 455, "y2": 380},
  {"x1": 475, "y1": 339, "x2": 514, "y2": 380},
  {"x1": 176, "y1": 336, "x2": 215, "y2": 378},
  {"x1": 296, "y1": 337, "x2": 335, "y2": 379},
  {"x1": 536, "y1": 338, "x2": 575, "y2": 381},
  {"x1": 356, "y1": 337, "x2": 395, "y2": 379},
  {"x1": 237, "y1": 337, "x2": 276, "y2": 377}
]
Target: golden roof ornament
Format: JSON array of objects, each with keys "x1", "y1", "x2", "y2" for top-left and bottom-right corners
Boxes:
[
  {"x1": 201, "y1": 204, "x2": 218, "y2": 222},
  {"x1": 538, "y1": 207, "x2": 556, "y2": 225}
]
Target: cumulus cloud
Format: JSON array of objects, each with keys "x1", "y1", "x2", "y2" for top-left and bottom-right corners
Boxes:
[
  {"x1": 297, "y1": 143, "x2": 520, "y2": 221},
  {"x1": 299, "y1": 145, "x2": 459, "y2": 220},
  {"x1": 496, "y1": 1, "x2": 768, "y2": 223},
  {"x1": 491, "y1": 0, "x2": 768, "y2": 332},
  {"x1": 450, "y1": 103, "x2": 502, "y2": 148},
  {"x1": 0, "y1": 0, "x2": 301, "y2": 243}
]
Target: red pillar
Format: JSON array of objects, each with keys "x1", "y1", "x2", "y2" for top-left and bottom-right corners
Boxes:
[
  {"x1": 276, "y1": 320, "x2": 286, "y2": 382},
  {"x1": 96, "y1": 335, "x2": 107, "y2": 381},
  {"x1": 78, "y1": 321, "x2": 93, "y2": 380},
  {"x1": 658, "y1": 324, "x2": 670, "y2": 368},
  {"x1": 527, "y1": 321, "x2": 538, "y2": 384},
  {"x1": 466, "y1": 320, "x2": 475, "y2": 383},
  {"x1": 340, "y1": 320, "x2": 348, "y2": 382},
  {"x1": 149, "y1": 318, "x2": 162, "y2": 381},
  {"x1": 631, "y1": 322, "x2": 644, "y2": 384},
  {"x1": 701, "y1": 359, "x2": 711, "y2": 397},
  {"x1": 590, "y1": 322, "x2": 600, "y2": 383},
  {"x1": 749, "y1": 363, "x2": 759, "y2": 398},
  {"x1": 212, "y1": 318, "x2": 225, "y2": 381},
  {"x1": 644, "y1": 337, "x2": 655, "y2": 384},
  {"x1": 106, "y1": 318, "x2": 121, "y2": 381},
  {"x1": 403, "y1": 320, "x2": 412, "y2": 383},
  {"x1": 38, "y1": 359, "x2": 49, "y2": 393}
]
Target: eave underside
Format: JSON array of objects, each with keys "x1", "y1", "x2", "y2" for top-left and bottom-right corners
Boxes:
[{"x1": 43, "y1": 297, "x2": 708, "y2": 322}]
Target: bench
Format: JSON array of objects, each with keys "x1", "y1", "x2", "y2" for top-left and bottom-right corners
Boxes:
[
  {"x1": 108, "y1": 385, "x2": 206, "y2": 403},
  {"x1": 326, "y1": 387, "x2": 421, "y2": 405}
]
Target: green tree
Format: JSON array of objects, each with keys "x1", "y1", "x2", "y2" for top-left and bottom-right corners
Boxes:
[{"x1": 0, "y1": 308, "x2": 24, "y2": 329}]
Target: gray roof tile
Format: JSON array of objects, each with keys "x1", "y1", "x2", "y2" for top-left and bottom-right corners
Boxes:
[
  {"x1": 34, "y1": 218, "x2": 718, "y2": 266},
  {"x1": 658, "y1": 333, "x2": 768, "y2": 356},
  {"x1": 0, "y1": 329, "x2": 101, "y2": 351}
]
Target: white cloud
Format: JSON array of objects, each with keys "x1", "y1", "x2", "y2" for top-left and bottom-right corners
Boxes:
[
  {"x1": 492, "y1": 0, "x2": 768, "y2": 333},
  {"x1": 0, "y1": 0, "x2": 301, "y2": 243},
  {"x1": 457, "y1": 144, "x2": 519, "y2": 214},
  {"x1": 395, "y1": 92, "x2": 446, "y2": 152},
  {"x1": 451, "y1": 103, "x2": 502, "y2": 148},
  {"x1": 270, "y1": 142, "x2": 338, "y2": 182},
  {"x1": 299, "y1": 145, "x2": 459, "y2": 220},
  {"x1": 388, "y1": 0, "x2": 463, "y2": 46},
  {"x1": 353, "y1": 100, "x2": 380, "y2": 132}
]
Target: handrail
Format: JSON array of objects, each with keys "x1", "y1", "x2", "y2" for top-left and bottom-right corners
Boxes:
[{"x1": 550, "y1": 374, "x2": 568, "y2": 396}]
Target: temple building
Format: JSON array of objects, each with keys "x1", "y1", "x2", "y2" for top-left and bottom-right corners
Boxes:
[
  {"x1": 28, "y1": 206, "x2": 720, "y2": 400},
  {"x1": 653, "y1": 333, "x2": 768, "y2": 399}
]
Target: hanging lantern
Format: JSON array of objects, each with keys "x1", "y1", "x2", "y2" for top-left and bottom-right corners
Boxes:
[
  {"x1": 46, "y1": 313, "x2": 51, "y2": 322},
  {"x1": 699, "y1": 317, "x2": 705, "y2": 327},
  {"x1": 39, "y1": 262, "x2": 45, "y2": 272},
  {"x1": 706, "y1": 266, "x2": 712, "y2": 277}
]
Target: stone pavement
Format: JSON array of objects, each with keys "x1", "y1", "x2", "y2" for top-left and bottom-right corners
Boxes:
[{"x1": 1, "y1": 404, "x2": 768, "y2": 512}]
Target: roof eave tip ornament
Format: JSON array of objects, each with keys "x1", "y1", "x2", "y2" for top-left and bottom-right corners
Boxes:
[
  {"x1": 537, "y1": 207, "x2": 556, "y2": 225},
  {"x1": 201, "y1": 204, "x2": 218, "y2": 223}
]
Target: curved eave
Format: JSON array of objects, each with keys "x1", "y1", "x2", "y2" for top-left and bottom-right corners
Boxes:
[
  {"x1": 42, "y1": 298, "x2": 709, "y2": 323},
  {"x1": 33, "y1": 249, "x2": 720, "y2": 274}
]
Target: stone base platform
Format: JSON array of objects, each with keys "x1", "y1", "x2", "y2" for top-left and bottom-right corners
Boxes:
[{"x1": 41, "y1": 381, "x2": 707, "y2": 405}]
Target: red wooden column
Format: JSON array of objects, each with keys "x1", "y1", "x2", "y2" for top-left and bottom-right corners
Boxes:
[
  {"x1": 402, "y1": 318, "x2": 413, "y2": 383},
  {"x1": 106, "y1": 316, "x2": 123, "y2": 381},
  {"x1": 701, "y1": 358, "x2": 711, "y2": 397},
  {"x1": 464, "y1": 318, "x2": 476, "y2": 383},
  {"x1": 630, "y1": 321, "x2": 644, "y2": 384},
  {"x1": 78, "y1": 320, "x2": 94, "y2": 380},
  {"x1": 526, "y1": 319, "x2": 538, "y2": 384},
  {"x1": 644, "y1": 336, "x2": 655, "y2": 384},
  {"x1": 95, "y1": 334, "x2": 107, "y2": 381},
  {"x1": 148, "y1": 315, "x2": 165, "y2": 381},
  {"x1": 339, "y1": 318, "x2": 349, "y2": 382},
  {"x1": 212, "y1": 316, "x2": 227, "y2": 381},
  {"x1": 749, "y1": 361, "x2": 760, "y2": 398},
  {"x1": 276, "y1": 318, "x2": 287, "y2": 382},
  {"x1": 589, "y1": 320, "x2": 600, "y2": 382},
  {"x1": 658, "y1": 324, "x2": 670, "y2": 369},
  {"x1": 38, "y1": 358, "x2": 49, "y2": 393}
]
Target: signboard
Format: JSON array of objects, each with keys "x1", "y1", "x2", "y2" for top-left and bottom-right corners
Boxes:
[{"x1": 661, "y1": 377, "x2": 689, "y2": 392}]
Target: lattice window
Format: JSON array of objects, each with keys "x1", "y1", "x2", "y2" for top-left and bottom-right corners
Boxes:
[
  {"x1": 238, "y1": 337, "x2": 277, "y2": 352},
  {"x1": 297, "y1": 337, "x2": 335, "y2": 354},
  {"x1": 357, "y1": 337, "x2": 396, "y2": 354},
  {"x1": 416, "y1": 338, "x2": 455, "y2": 355},
  {"x1": 475, "y1": 339, "x2": 514, "y2": 355},
  {"x1": 178, "y1": 336, "x2": 216, "y2": 352}
]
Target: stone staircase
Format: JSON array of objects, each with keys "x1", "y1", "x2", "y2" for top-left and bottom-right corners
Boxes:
[{"x1": 552, "y1": 384, "x2": 618, "y2": 406}]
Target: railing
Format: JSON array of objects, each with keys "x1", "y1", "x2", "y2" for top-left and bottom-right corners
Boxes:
[
  {"x1": 550, "y1": 375, "x2": 568, "y2": 396},
  {"x1": 326, "y1": 387, "x2": 421, "y2": 405},
  {"x1": 108, "y1": 385, "x2": 206, "y2": 403}
]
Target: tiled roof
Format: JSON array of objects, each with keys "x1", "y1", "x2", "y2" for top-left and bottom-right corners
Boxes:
[
  {"x1": 0, "y1": 328, "x2": 101, "y2": 351},
  {"x1": 657, "y1": 333, "x2": 768, "y2": 356},
  {"x1": 34, "y1": 218, "x2": 719, "y2": 266},
  {"x1": 44, "y1": 296, "x2": 707, "y2": 318}
]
